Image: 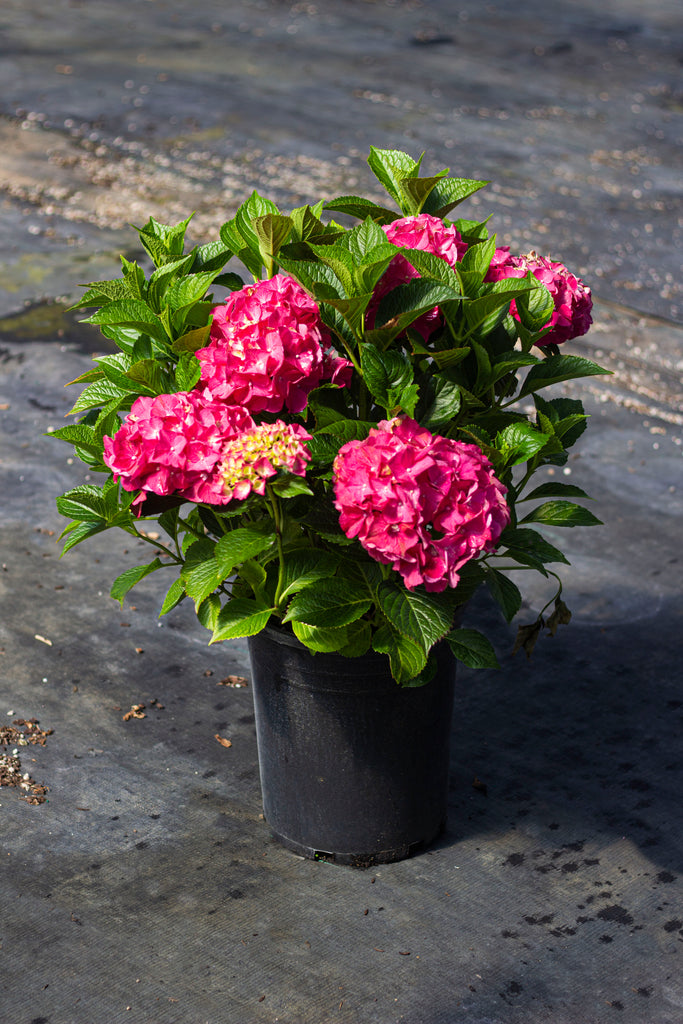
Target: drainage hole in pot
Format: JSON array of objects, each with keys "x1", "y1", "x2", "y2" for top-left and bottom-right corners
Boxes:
[{"x1": 313, "y1": 850, "x2": 336, "y2": 863}]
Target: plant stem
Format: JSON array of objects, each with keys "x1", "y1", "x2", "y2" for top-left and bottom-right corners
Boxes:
[{"x1": 267, "y1": 487, "x2": 286, "y2": 609}]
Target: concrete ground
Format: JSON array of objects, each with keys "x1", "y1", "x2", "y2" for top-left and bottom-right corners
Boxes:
[{"x1": 1, "y1": 2, "x2": 682, "y2": 1022}]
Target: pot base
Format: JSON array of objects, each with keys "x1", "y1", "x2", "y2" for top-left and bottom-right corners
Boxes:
[{"x1": 267, "y1": 817, "x2": 447, "y2": 868}]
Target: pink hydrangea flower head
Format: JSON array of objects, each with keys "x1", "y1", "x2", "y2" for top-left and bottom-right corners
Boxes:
[
  {"x1": 103, "y1": 390, "x2": 255, "y2": 506},
  {"x1": 367, "y1": 214, "x2": 467, "y2": 340},
  {"x1": 333, "y1": 416, "x2": 509, "y2": 592},
  {"x1": 196, "y1": 274, "x2": 351, "y2": 414},
  {"x1": 218, "y1": 421, "x2": 312, "y2": 503},
  {"x1": 486, "y1": 249, "x2": 593, "y2": 346}
]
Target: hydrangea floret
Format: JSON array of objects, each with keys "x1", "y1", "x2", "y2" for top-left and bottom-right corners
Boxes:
[
  {"x1": 219, "y1": 421, "x2": 311, "y2": 502},
  {"x1": 53, "y1": 147, "x2": 606, "y2": 684},
  {"x1": 334, "y1": 417, "x2": 509, "y2": 593}
]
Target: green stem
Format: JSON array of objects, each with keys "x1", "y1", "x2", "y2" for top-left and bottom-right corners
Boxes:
[
  {"x1": 267, "y1": 487, "x2": 287, "y2": 610},
  {"x1": 131, "y1": 528, "x2": 181, "y2": 564}
]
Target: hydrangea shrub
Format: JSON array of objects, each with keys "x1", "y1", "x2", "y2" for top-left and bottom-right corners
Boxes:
[{"x1": 53, "y1": 148, "x2": 605, "y2": 684}]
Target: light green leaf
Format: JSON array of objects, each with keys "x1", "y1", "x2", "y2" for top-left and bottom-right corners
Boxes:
[
  {"x1": 214, "y1": 526, "x2": 274, "y2": 579},
  {"x1": 110, "y1": 558, "x2": 163, "y2": 605},
  {"x1": 210, "y1": 599, "x2": 274, "y2": 642},
  {"x1": 495, "y1": 422, "x2": 551, "y2": 466},
  {"x1": 159, "y1": 577, "x2": 186, "y2": 616},
  {"x1": 174, "y1": 352, "x2": 202, "y2": 392},
  {"x1": 67, "y1": 378, "x2": 129, "y2": 416},
  {"x1": 371, "y1": 622, "x2": 428, "y2": 684},
  {"x1": 181, "y1": 557, "x2": 222, "y2": 608}
]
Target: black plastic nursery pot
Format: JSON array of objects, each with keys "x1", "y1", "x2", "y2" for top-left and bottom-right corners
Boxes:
[{"x1": 247, "y1": 625, "x2": 457, "y2": 867}]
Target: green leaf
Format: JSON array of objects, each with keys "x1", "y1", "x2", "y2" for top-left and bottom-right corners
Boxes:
[
  {"x1": 197, "y1": 593, "x2": 222, "y2": 630},
  {"x1": 269, "y1": 474, "x2": 314, "y2": 499},
  {"x1": 136, "y1": 214, "x2": 193, "y2": 264},
  {"x1": 520, "y1": 481, "x2": 592, "y2": 502},
  {"x1": 214, "y1": 526, "x2": 274, "y2": 579},
  {"x1": 48, "y1": 423, "x2": 98, "y2": 450},
  {"x1": 56, "y1": 484, "x2": 109, "y2": 521},
  {"x1": 499, "y1": 527, "x2": 569, "y2": 567},
  {"x1": 57, "y1": 519, "x2": 109, "y2": 555},
  {"x1": 520, "y1": 501, "x2": 603, "y2": 527},
  {"x1": 519, "y1": 355, "x2": 609, "y2": 399},
  {"x1": 485, "y1": 568, "x2": 522, "y2": 622},
  {"x1": 159, "y1": 577, "x2": 186, "y2": 616},
  {"x1": 110, "y1": 558, "x2": 163, "y2": 605},
  {"x1": 377, "y1": 581, "x2": 456, "y2": 649},
  {"x1": 360, "y1": 343, "x2": 416, "y2": 414},
  {"x1": 239, "y1": 559, "x2": 269, "y2": 601},
  {"x1": 398, "y1": 247, "x2": 462, "y2": 292},
  {"x1": 515, "y1": 274, "x2": 554, "y2": 332},
  {"x1": 308, "y1": 420, "x2": 374, "y2": 464},
  {"x1": 253, "y1": 213, "x2": 293, "y2": 265},
  {"x1": 458, "y1": 235, "x2": 498, "y2": 286},
  {"x1": 417, "y1": 375, "x2": 462, "y2": 432},
  {"x1": 193, "y1": 239, "x2": 234, "y2": 272},
  {"x1": 420, "y1": 177, "x2": 489, "y2": 218},
  {"x1": 375, "y1": 278, "x2": 460, "y2": 332},
  {"x1": 283, "y1": 578, "x2": 372, "y2": 628},
  {"x1": 495, "y1": 422, "x2": 551, "y2": 466},
  {"x1": 210, "y1": 599, "x2": 274, "y2": 642},
  {"x1": 323, "y1": 195, "x2": 398, "y2": 224},
  {"x1": 172, "y1": 323, "x2": 212, "y2": 353},
  {"x1": 463, "y1": 284, "x2": 533, "y2": 338},
  {"x1": 278, "y1": 549, "x2": 341, "y2": 602},
  {"x1": 83, "y1": 300, "x2": 169, "y2": 342},
  {"x1": 307, "y1": 241, "x2": 357, "y2": 294},
  {"x1": 181, "y1": 557, "x2": 222, "y2": 608},
  {"x1": 371, "y1": 622, "x2": 428, "y2": 684},
  {"x1": 291, "y1": 621, "x2": 348, "y2": 653},
  {"x1": 67, "y1": 378, "x2": 129, "y2": 415},
  {"x1": 446, "y1": 628, "x2": 500, "y2": 669},
  {"x1": 367, "y1": 147, "x2": 421, "y2": 209},
  {"x1": 398, "y1": 173, "x2": 449, "y2": 215},
  {"x1": 165, "y1": 271, "x2": 218, "y2": 313},
  {"x1": 174, "y1": 352, "x2": 202, "y2": 392},
  {"x1": 344, "y1": 217, "x2": 389, "y2": 260},
  {"x1": 71, "y1": 278, "x2": 131, "y2": 309}
]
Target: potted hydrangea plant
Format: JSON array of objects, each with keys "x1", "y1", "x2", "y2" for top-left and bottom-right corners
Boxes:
[{"x1": 53, "y1": 148, "x2": 603, "y2": 865}]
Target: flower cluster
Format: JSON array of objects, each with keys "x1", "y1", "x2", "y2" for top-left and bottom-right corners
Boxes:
[
  {"x1": 219, "y1": 421, "x2": 311, "y2": 502},
  {"x1": 197, "y1": 273, "x2": 352, "y2": 413},
  {"x1": 103, "y1": 391, "x2": 254, "y2": 505},
  {"x1": 333, "y1": 417, "x2": 510, "y2": 592},
  {"x1": 486, "y1": 249, "x2": 593, "y2": 346},
  {"x1": 368, "y1": 213, "x2": 467, "y2": 339}
]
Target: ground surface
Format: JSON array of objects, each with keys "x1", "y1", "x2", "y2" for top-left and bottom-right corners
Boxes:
[{"x1": 1, "y1": 2, "x2": 682, "y2": 1022}]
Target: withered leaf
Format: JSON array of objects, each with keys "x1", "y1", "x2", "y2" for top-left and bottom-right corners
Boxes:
[{"x1": 215, "y1": 734, "x2": 232, "y2": 749}]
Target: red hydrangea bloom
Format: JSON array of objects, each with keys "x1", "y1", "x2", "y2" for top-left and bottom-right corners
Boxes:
[
  {"x1": 196, "y1": 274, "x2": 352, "y2": 414},
  {"x1": 333, "y1": 417, "x2": 509, "y2": 592},
  {"x1": 367, "y1": 213, "x2": 468, "y2": 340},
  {"x1": 103, "y1": 390, "x2": 254, "y2": 505},
  {"x1": 486, "y1": 249, "x2": 593, "y2": 346},
  {"x1": 218, "y1": 421, "x2": 311, "y2": 502}
]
